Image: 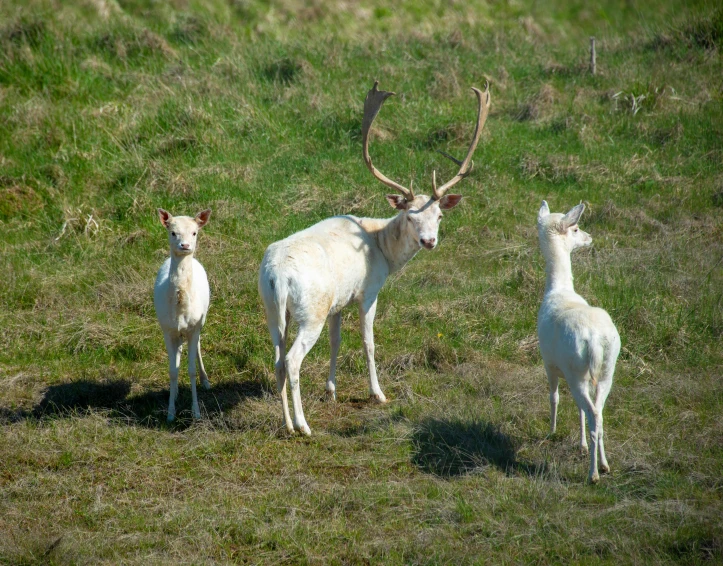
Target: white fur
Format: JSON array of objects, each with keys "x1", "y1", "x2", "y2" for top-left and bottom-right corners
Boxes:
[
  {"x1": 259, "y1": 194, "x2": 461, "y2": 435},
  {"x1": 154, "y1": 208, "x2": 211, "y2": 421},
  {"x1": 537, "y1": 200, "x2": 621, "y2": 483}
]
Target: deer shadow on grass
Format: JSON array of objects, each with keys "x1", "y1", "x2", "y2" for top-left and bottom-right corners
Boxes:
[
  {"x1": 2, "y1": 377, "x2": 267, "y2": 431},
  {"x1": 411, "y1": 417, "x2": 545, "y2": 478}
]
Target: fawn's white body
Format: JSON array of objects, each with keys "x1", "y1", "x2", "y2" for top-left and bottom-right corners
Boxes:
[
  {"x1": 154, "y1": 208, "x2": 211, "y2": 421},
  {"x1": 259, "y1": 81, "x2": 490, "y2": 435},
  {"x1": 537, "y1": 201, "x2": 620, "y2": 483}
]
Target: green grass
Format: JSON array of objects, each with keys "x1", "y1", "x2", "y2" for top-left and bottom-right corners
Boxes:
[{"x1": 1, "y1": 0, "x2": 722, "y2": 563}]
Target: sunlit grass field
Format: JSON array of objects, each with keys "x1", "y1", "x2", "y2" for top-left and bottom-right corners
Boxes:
[{"x1": 1, "y1": 0, "x2": 722, "y2": 563}]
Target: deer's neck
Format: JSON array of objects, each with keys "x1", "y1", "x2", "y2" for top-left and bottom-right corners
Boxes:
[
  {"x1": 169, "y1": 253, "x2": 194, "y2": 305},
  {"x1": 544, "y1": 246, "x2": 575, "y2": 294},
  {"x1": 375, "y1": 214, "x2": 421, "y2": 274}
]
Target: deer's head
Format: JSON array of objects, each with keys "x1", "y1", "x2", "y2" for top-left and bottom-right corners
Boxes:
[
  {"x1": 158, "y1": 208, "x2": 211, "y2": 257},
  {"x1": 537, "y1": 200, "x2": 591, "y2": 258},
  {"x1": 385, "y1": 194, "x2": 461, "y2": 249}
]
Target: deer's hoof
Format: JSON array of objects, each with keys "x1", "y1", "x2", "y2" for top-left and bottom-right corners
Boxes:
[
  {"x1": 370, "y1": 393, "x2": 388, "y2": 404},
  {"x1": 294, "y1": 423, "x2": 312, "y2": 436},
  {"x1": 325, "y1": 390, "x2": 337, "y2": 402}
]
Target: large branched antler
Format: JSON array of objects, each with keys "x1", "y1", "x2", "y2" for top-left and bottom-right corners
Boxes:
[
  {"x1": 362, "y1": 81, "x2": 415, "y2": 201},
  {"x1": 362, "y1": 80, "x2": 491, "y2": 202},
  {"x1": 432, "y1": 81, "x2": 491, "y2": 201}
]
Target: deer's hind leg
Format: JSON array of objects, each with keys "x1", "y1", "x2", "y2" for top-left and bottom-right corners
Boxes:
[
  {"x1": 544, "y1": 363, "x2": 561, "y2": 435},
  {"x1": 326, "y1": 312, "x2": 342, "y2": 401},
  {"x1": 286, "y1": 319, "x2": 324, "y2": 435},
  {"x1": 595, "y1": 370, "x2": 614, "y2": 474},
  {"x1": 196, "y1": 334, "x2": 210, "y2": 390},
  {"x1": 568, "y1": 378, "x2": 601, "y2": 484},
  {"x1": 267, "y1": 309, "x2": 293, "y2": 433}
]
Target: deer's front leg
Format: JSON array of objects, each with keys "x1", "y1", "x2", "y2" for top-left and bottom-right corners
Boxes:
[
  {"x1": 359, "y1": 298, "x2": 386, "y2": 403},
  {"x1": 164, "y1": 332, "x2": 182, "y2": 422},
  {"x1": 187, "y1": 328, "x2": 202, "y2": 420}
]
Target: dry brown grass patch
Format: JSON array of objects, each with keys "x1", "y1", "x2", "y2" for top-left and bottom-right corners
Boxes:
[
  {"x1": 0, "y1": 182, "x2": 43, "y2": 218},
  {"x1": 519, "y1": 16, "x2": 545, "y2": 42},
  {"x1": 520, "y1": 153, "x2": 580, "y2": 183},
  {"x1": 146, "y1": 162, "x2": 195, "y2": 196},
  {"x1": 96, "y1": 28, "x2": 178, "y2": 61},
  {"x1": 428, "y1": 70, "x2": 462, "y2": 100},
  {"x1": 80, "y1": 55, "x2": 113, "y2": 76},
  {"x1": 516, "y1": 83, "x2": 557, "y2": 122},
  {"x1": 587, "y1": 200, "x2": 668, "y2": 233},
  {"x1": 95, "y1": 265, "x2": 152, "y2": 314}
]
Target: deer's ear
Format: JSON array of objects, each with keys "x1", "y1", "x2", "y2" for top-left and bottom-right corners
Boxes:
[
  {"x1": 195, "y1": 209, "x2": 211, "y2": 228},
  {"x1": 158, "y1": 208, "x2": 172, "y2": 228},
  {"x1": 538, "y1": 200, "x2": 550, "y2": 222},
  {"x1": 386, "y1": 194, "x2": 408, "y2": 210},
  {"x1": 561, "y1": 203, "x2": 585, "y2": 230},
  {"x1": 439, "y1": 194, "x2": 462, "y2": 210}
]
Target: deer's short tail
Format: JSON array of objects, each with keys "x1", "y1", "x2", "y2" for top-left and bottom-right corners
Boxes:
[
  {"x1": 588, "y1": 341, "x2": 605, "y2": 388},
  {"x1": 259, "y1": 267, "x2": 289, "y2": 339}
]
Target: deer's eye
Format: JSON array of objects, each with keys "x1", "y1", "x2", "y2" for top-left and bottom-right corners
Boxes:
[
  {"x1": 573, "y1": 228, "x2": 579, "y2": 233},
  {"x1": 407, "y1": 216, "x2": 413, "y2": 223},
  {"x1": 438, "y1": 215, "x2": 443, "y2": 221},
  {"x1": 192, "y1": 232, "x2": 197, "y2": 236},
  {"x1": 171, "y1": 232, "x2": 176, "y2": 237}
]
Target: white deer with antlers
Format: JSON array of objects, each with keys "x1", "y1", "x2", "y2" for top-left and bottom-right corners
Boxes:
[{"x1": 258, "y1": 81, "x2": 491, "y2": 435}]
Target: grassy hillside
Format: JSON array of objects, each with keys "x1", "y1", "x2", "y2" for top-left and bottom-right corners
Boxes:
[{"x1": 1, "y1": 0, "x2": 722, "y2": 563}]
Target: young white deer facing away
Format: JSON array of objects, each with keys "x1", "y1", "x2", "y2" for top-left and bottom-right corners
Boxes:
[
  {"x1": 154, "y1": 208, "x2": 212, "y2": 422},
  {"x1": 537, "y1": 201, "x2": 621, "y2": 483},
  {"x1": 259, "y1": 81, "x2": 491, "y2": 435}
]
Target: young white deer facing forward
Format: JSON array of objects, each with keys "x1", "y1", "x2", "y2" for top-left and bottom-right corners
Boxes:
[
  {"x1": 537, "y1": 201, "x2": 621, "y2": 483},
  {"x1": 259, "y1": 81, "x2": 491, "y2": 435},
  {"x1": 154, "y1": 208, "x2": 212, "y2": 422}
]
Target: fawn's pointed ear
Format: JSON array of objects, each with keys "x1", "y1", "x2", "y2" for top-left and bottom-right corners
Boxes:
[
  {"x1": 538, "y1": 200, "x2": 550, "y2": 222},
  {"x1": 158, "y1": 208, "x2": 172, "y2": 228},
  {"x1": 561, "y1": 203, "x2": 585, "y2": 230},
  {"x1": 386, "y1": 194, "x2": 408, "y2": 210},
  {"x1": 195, "y1": 208, "x2": 211, "y2": 228},
  {"x1": 439, "y1": 194, "x2": 462, "y2": 210}
]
